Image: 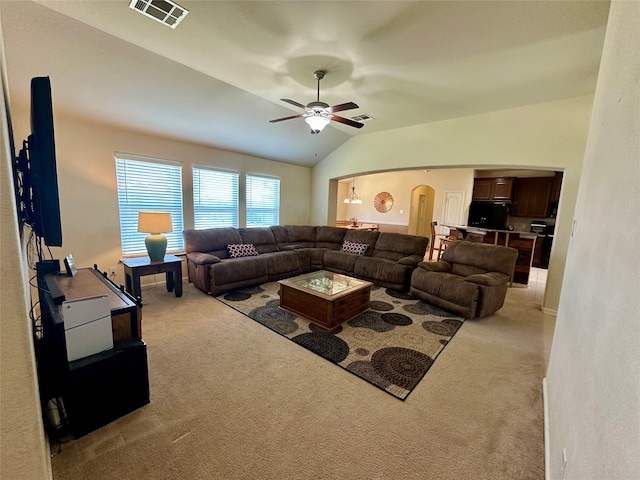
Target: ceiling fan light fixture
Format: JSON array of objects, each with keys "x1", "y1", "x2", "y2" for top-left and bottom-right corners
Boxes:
[
  {"x1": 269, "y1": 70, "x2": 362, "y2": 132},
  {"x1": 305, "y1": 114, "x2": 330, "y2": 133}
]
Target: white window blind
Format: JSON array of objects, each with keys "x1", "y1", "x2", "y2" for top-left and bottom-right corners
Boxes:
[
  {"x1": 246, "y1": 174, "x2": 280, "y2": 227},
  {"x1": 115, "y1": 155, "x2": 184, "y2": 256},
  {"x1": 193, "y1": 166, "x2": 239, "y2": 228}
]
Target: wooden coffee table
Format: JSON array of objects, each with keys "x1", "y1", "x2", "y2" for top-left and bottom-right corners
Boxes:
[{"x1": 278, "y1": 271, "x2": 372, "y2": 330}]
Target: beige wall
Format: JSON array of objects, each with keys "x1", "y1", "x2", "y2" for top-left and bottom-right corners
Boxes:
[
  {"x1": 9, "y1": 112, "x2": 312, "y2": 285},
  {"x1": 546, "y1": 2, "x2": 640, "y2": 478},
  {"x1": 337, "y1": 169, "x2": 475, "y2": 229},
  {"x1": 313, "y1": 95, "x2": 594, "y2": 312},
  {"x1": 0, "y1": 26, "x2": 52, "y2": 479}
]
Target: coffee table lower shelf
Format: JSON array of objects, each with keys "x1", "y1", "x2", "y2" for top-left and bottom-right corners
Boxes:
[{"x1": 278, "y1": 282, "x2": 371, "y2": 330}]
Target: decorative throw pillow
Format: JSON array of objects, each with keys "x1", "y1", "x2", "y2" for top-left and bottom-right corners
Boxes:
[
  {"x1": 227, "y1": 243, "x2": 259, "y2": 258},
  {"x1": 341, "y1": 240, "x2": 368, "y2": 255}
]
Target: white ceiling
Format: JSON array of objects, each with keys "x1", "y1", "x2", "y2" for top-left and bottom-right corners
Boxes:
[{"x1": 2, "y1": 0, "x2": 610, "y2": 167}]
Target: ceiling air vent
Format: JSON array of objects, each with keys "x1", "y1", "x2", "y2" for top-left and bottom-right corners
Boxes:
[
  {"x1": 351, "y1": 113, "x2": 374, "y2": 123},
  {"x1": 129, "y1": 0, "x2": 189, "y2": 29}
]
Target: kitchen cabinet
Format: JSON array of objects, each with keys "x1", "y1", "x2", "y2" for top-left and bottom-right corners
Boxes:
[
  {"x1": 472, "y1": 177, "x2": 515, "y2": 201},
  {"x1": 511, "y1": 177, "x2": 553, "y2": 217},
  {"x1": 532, "y1": 236, "x2": 544, "y2": 268}
]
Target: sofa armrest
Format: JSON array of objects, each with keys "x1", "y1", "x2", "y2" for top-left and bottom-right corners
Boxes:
[
  {"x1": 398, "y1": 255, "x2": 423, "y2": 266},
  {"x1": 466, "y1": 272, "x2": 510, "y2": 287},
  {"x1": 417, "y1": 260, "x2": 452, "y2": 272},
  {"x1": 186, "y1": 252, "x2": 221, "y2": 265}
]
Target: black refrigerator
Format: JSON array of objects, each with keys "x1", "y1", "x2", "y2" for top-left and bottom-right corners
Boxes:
[{"x1": 468, "y1": 202, "x2": 509, "y2": 230}]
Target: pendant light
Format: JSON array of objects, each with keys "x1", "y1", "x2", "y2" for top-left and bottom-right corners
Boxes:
[{"x1": 344, "y1": 178, "x2": 363, "y2": 204}]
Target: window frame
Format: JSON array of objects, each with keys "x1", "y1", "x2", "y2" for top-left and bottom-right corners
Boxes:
[
  {"x1": 192, "y1": 165, "x2": 240, "y2": 229},
  {"x1": 246, "y1": 173, "x2": 280, "y2": 228},
  {"x1": 114, "y1": 153, "x2": 184, "y2": 257}
]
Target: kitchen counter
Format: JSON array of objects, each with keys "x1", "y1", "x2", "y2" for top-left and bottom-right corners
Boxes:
[{"x1": 443, "y1": 224, "x2": 538, "y2": 239}]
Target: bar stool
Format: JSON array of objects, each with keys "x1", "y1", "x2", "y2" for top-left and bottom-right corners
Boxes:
[{"x1": 429, "y1": 222, "x2": 451, "y2": 260}]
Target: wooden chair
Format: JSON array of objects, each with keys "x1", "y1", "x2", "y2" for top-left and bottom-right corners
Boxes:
[{"x1": 429, "y1": 222, "x2": 451, "y2": 260}]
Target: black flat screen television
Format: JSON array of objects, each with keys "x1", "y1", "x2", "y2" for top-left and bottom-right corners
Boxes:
[{"x1": 15, "y1": 76, "x2": 63, "y2": 247}]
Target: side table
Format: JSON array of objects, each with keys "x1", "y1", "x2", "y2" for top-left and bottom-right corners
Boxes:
[{"x1": 121, "y1": 255, "x2": 183, "y2": 300}]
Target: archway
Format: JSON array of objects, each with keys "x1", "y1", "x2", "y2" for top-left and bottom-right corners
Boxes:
[{"x1": 408, "y1": 185, "x2": 435, "y2": 238}]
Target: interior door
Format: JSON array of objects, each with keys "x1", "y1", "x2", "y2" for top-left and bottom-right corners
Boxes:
[
  {"x1": 409, "y1": 185, "x2": 435, "y2": 236},
  {"x1": 443, "y1": 191, "x2": 464, "y2": 226}
]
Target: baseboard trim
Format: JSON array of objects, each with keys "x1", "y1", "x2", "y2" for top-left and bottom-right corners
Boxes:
[
  {"x1": 541, "y1": 306, "x2": 558, "y2": 316},
  {"x1": 543, "y1": 377, "x2": 550, "y2": 480}
]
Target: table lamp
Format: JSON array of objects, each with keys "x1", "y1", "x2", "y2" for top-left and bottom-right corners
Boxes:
[{"x1": 137, "y1": 212, "x2": 173, "y2": 261}]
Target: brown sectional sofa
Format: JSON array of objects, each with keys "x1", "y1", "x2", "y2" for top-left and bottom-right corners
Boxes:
[{"x1": 183, "y1": 225, "x2": 429, "y2": 296}]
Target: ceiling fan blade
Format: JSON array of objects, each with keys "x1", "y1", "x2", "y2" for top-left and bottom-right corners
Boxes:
[
  {"x1": 330, "y1": 115, "x2": 364, "y2": 129},
  {"x1": 269, "y1": 114, "x2": 304, "y2": 123},
  {"x1": 328, "y1": 102, "x2": 359, "y2": 113},
  {"x1": 280, "y1": 99, "x2": 308, "y2": 110}
]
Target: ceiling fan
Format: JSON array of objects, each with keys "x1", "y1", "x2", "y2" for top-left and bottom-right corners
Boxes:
[{"x1": 269, "y1": 70, "x2": 364, "y2": 134}]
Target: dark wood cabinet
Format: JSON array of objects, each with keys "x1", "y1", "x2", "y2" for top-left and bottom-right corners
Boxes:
[
  {"x1": 492, "y1": 178, "x2": 514, "y2": 200},
  {"x1": 511, "y1": 177, "x2": 553, "y2": 217},
  {"x1": 473, "y1": 179, "x2": 494, "y2": 200},
  {"x1": 550, "y1": 172, "x2": 563, "y2": 203},
  {"x1": 508, "y1": 237, "x2": 537, "y2": 285},
  {"x1": 473, "y1": 177, "x2": 514, "y2": 201},
  {"x1": 532, "y1": 236, "x2": 544, "y2": 267}
]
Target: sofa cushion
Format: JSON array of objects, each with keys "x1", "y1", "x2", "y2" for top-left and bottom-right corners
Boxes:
[
  {"x1": 341, "y1": 240, "x2": 368, "y2": 255},
  {"x1": 183, "y1": 227, "x2": 242, "y2": 259},
  {"x1": 227, "y1": 243, "x2": 259, "y2": 258},
  {"x1": 282, "y1": 225, "x2": 316, "y2": 248},
  {"x1": 315, "y1": 226, "x2": 347, "y2": 250},
  {"x1": 262, "y1": 251, "x2": 301, "y2": 280},
  {"x1": 211, "y1": 256, "x2": 268, "y2": 284},
  {"x1": 372, "y1": 232, "x2": 429, "y2": 262},
  {"x1": 343, "y1": 230, "x2": 380, "y2": 255},
  {"x1": 354, "y1": 256, "x2": 413, "y2": 289},
  {"x1": 238, "y1": 227, "x2": 279, "y2": 254},
  {"x1": 412, "y1": 270, "x2": 479, "y2": 309},
  {"x1": 323, "y1": 250, "x2": 359, "y2": 274},
  {"x1": 269, "y1": 225, "x2": 290, "y2": 250}
]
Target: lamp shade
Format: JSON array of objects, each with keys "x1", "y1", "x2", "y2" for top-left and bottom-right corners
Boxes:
[
  {"x1": 305, "y1": 114, "x2": 330, "y2": 133},
  {"x1": 137, "y1": 212, "x2": 172, "y2": 261},
  {"x1": 137, "y1": 212, "x2": 173, "y2": 234}
]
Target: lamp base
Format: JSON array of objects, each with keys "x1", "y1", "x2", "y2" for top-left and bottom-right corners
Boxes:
[{"x1": 145, "y1": 233, "x2": 167, "y2": 261}]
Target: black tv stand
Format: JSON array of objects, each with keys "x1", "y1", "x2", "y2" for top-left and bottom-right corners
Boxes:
[{"x1": 37, "y1": 263, "x2": 150, "y2": 438}]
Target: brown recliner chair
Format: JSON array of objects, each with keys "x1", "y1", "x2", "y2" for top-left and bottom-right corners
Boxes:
[{"x1": 410, "y1": 240, "x2": 518, "y2": 319}]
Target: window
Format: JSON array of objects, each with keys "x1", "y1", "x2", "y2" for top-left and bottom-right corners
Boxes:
[
  {"x1": 246, "y1": 174, "x2": 280, "y2": 227},
  {"x1": 193, "y1": 166, "x2": 239, "y2": 228},
  {"x1": 115, "y1": 155, "x2": 184, "y2": 256}
]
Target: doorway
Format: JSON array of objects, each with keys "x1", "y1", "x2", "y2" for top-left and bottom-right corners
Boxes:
[{"x1": 408, "y1": 185, "x2": 435, "y2": 238}]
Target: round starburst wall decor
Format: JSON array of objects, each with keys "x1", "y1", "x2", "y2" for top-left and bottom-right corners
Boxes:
[{"x1": 374, "y1": 192, "x2": 394, "y2": 213}]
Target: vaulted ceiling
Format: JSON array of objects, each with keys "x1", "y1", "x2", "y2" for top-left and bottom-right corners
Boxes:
[{"x1": 2, "y1": 0, "x2": 610, "y2": 167}]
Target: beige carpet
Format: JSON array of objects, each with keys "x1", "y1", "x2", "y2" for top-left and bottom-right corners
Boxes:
[{"x1": 50, "y1": 272, "x2": 554, "y2": 480}]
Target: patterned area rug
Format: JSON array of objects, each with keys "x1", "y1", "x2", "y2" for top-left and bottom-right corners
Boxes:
[{"x1": 215, "y1": 282, "x2": 464, "y2": 400}]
